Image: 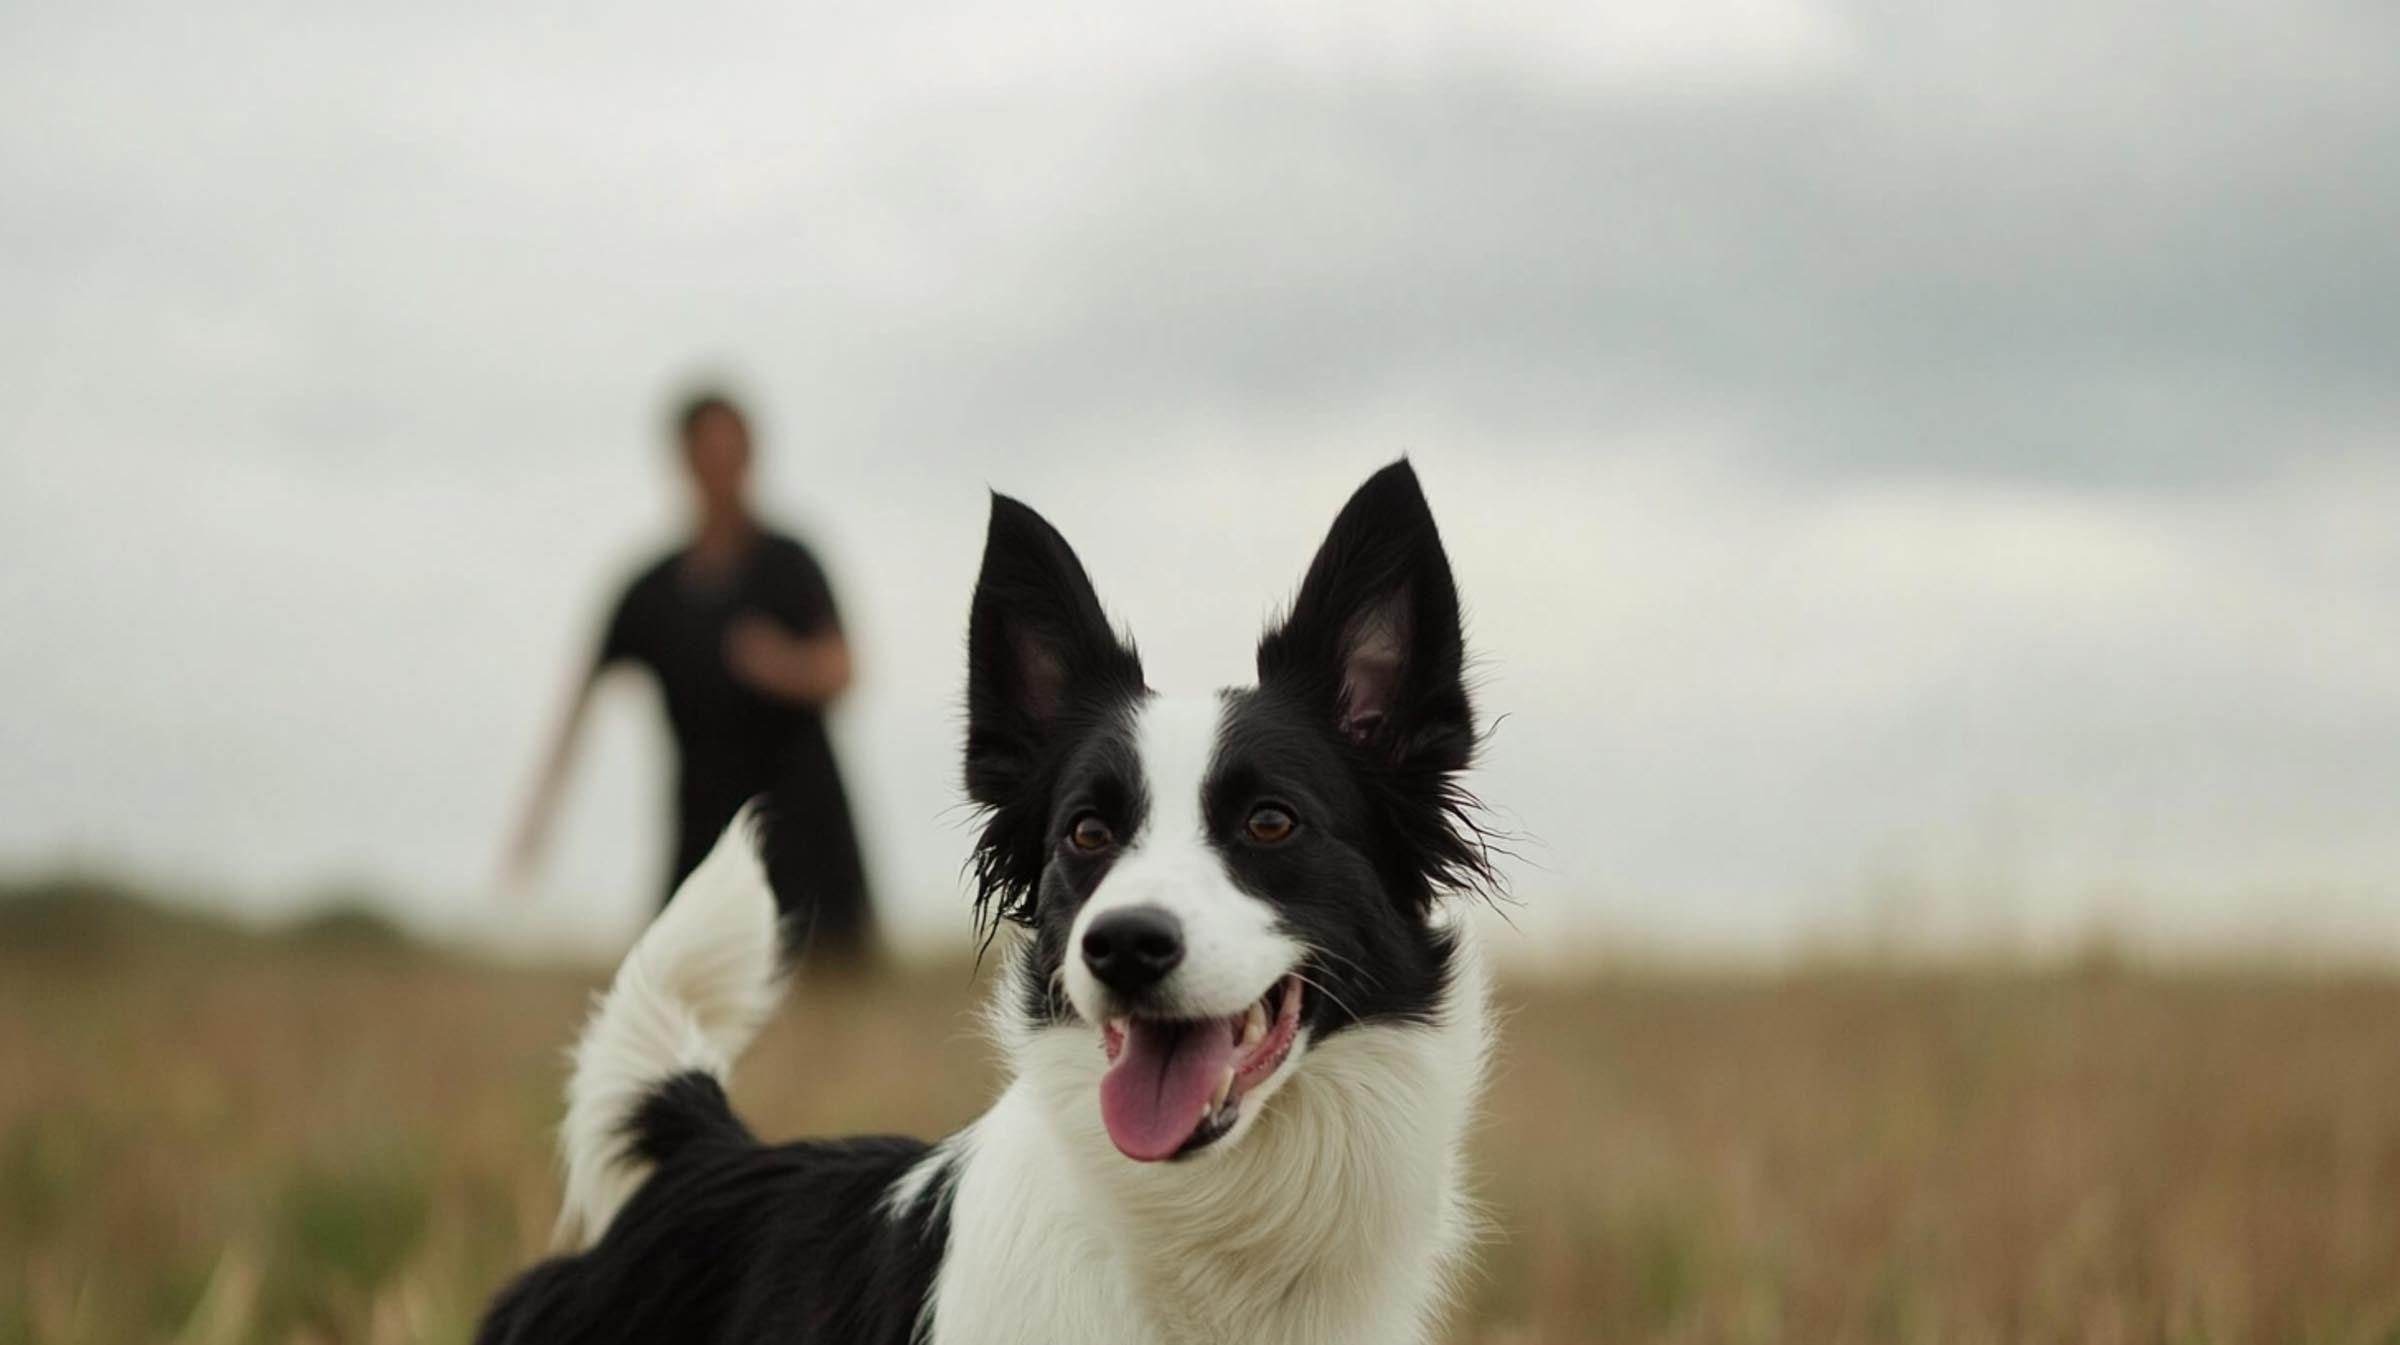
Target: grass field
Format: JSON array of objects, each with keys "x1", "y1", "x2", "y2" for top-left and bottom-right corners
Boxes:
[{"x1": 4, "y1": 885, "x2": 2399, "y2": 1344}]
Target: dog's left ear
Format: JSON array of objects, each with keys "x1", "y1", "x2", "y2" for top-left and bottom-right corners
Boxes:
[
  {"x1": 1258, "y1": 460, "x2": 1473, "y2": 776},
  {"x1": 965, "y1": 493, "x2": 1145, "y2": 811}
]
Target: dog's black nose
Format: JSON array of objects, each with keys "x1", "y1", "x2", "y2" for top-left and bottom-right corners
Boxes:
[{"x1": 1082, "y1": 906, "x2": 1185, "y2": 994}]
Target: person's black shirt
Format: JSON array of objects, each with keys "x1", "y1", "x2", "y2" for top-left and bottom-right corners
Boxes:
[{"x1": 597, "y1": 531, "x2": 871, "y2": 958}]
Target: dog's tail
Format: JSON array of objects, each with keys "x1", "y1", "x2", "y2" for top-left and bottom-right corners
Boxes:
[{"x1": 551, "y1": 806, "x2": 787, "y2": 1251}]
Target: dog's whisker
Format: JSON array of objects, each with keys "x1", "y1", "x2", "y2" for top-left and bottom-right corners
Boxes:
[
  {"x1": 1292, "y1": 971, "x2": 1366, "y2": 1027},
  {"x1": 1302, "y1": 944, "x2": 1386, "y2": 994}
]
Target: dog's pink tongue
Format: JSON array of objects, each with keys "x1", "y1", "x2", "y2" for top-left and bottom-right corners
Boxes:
[{"x1": 1100, "y1": 1018, "x2": 1237, "y2": 1162}]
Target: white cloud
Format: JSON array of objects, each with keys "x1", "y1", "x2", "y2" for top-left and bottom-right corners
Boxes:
[{"x1": 3, "y1": 0, "x2": 2395, "y2": 959}]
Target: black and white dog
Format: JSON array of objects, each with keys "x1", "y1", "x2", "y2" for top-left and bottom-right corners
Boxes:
[{"x1": 478, "y1": 461, "x2": 1499, "y2": 1345}]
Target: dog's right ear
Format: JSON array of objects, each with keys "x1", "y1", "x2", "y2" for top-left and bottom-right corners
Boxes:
[
  {"x1": 964, "y1": 494, "x2": 1144, "y2": 814},
  {"x1": 1258, "y1": 460, "x2": 1472, "y2": 776}
]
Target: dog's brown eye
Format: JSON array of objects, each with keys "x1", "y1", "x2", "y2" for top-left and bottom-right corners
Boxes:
[
  {"x1": 1245, "y1": 806, "x2": 1297, "y2": 844},
  {"x1": 1069, "y1": 814, "x2": 1115, "y2": 853}
]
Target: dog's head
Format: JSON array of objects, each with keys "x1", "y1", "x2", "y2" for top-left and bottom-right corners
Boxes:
[{"x1": 964, "y1": 461, "x2": 1489, "y2": 1163}]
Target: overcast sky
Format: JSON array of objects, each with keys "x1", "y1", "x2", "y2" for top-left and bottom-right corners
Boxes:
[{"x1": 3, "y1": 0, "x2": 2395, "y2": 961}]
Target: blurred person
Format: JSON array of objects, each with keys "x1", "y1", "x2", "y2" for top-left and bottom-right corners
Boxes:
[{"x1": 504, "y1": 389, "x2": 875, "y2": 965}]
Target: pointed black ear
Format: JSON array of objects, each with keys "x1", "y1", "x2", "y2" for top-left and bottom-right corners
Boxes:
[
  {"x1": 1258, "y1": 460, "x2": 1473, "y2": 774},
  {"x1": 965, "y1": 494, "x2": 1144, "y2": 811}
]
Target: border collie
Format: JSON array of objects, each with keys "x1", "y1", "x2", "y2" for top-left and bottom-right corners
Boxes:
[{"x1": 478, "y1": 460, "x2": 1499, "y2": 1345}]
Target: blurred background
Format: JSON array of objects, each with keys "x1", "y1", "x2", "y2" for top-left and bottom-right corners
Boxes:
[{"x1": 4, "y1": 2, "x2": 2397, "y2": 1343}]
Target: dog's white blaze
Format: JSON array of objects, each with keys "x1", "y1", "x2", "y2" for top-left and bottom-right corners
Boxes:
[{"x1": 1060, "y1": 693, "x2": 1301, "y2": 1023}]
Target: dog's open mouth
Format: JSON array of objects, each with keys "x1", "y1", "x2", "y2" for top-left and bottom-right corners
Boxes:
[{"x1": 1097, "y1": 974, "x2": 1304, "y2": 1162}]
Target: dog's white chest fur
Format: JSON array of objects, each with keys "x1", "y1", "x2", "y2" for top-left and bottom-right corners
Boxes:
[{"x1": 918, "y1": 929, "x2": 1490, "y2": 1345}]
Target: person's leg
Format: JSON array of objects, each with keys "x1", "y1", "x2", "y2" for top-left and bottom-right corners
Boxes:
[
  {"x1": 758, "y1": 795, "x2": 877, "y2": 971},
  {"x1": 663, "y1": 786, "x2": 739, "y2": 912},
  {"x1": 661, "y1": 826, "x2": 711, "y2": 912},
  {"x1": 802, "y1": 872, "x2": 874, "y2": 967}
]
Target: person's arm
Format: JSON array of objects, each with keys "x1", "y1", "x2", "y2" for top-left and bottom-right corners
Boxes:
[
  {"x1": 729, "y1": 539, "x2": 856, "y2": 707},
  {"x1": 506, "y1": 573, "x2": 650, "y2": 891},
  {"x1": 501, "y1": 668, "x2": 600, "y2": 892},
  {"x1": 724, "y1": 615, "x2": 854, "y2": 707}
]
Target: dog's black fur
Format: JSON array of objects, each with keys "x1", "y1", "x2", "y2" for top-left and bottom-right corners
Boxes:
[{"x1": 476, "y1": 1074, "x2": 954, "y2": 1345}]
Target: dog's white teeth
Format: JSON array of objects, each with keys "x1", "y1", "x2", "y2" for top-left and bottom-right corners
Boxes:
[
  {"x1": 1240, "y1": 1002, "x2": 1267, "y2": 1050},
  {"x1": 1210, "y1": 1066, "x2": 1235, "y2": 1113}
]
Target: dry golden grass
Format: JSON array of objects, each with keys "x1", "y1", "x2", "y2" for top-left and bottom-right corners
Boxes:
[{"x1": 4, "y1": 892, "x2": 2399, "y2": 1344}]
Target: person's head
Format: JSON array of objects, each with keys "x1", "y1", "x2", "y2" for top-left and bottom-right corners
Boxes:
[{"x1": 672, "y1": 390, "x2": 754, "y2": 515}]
